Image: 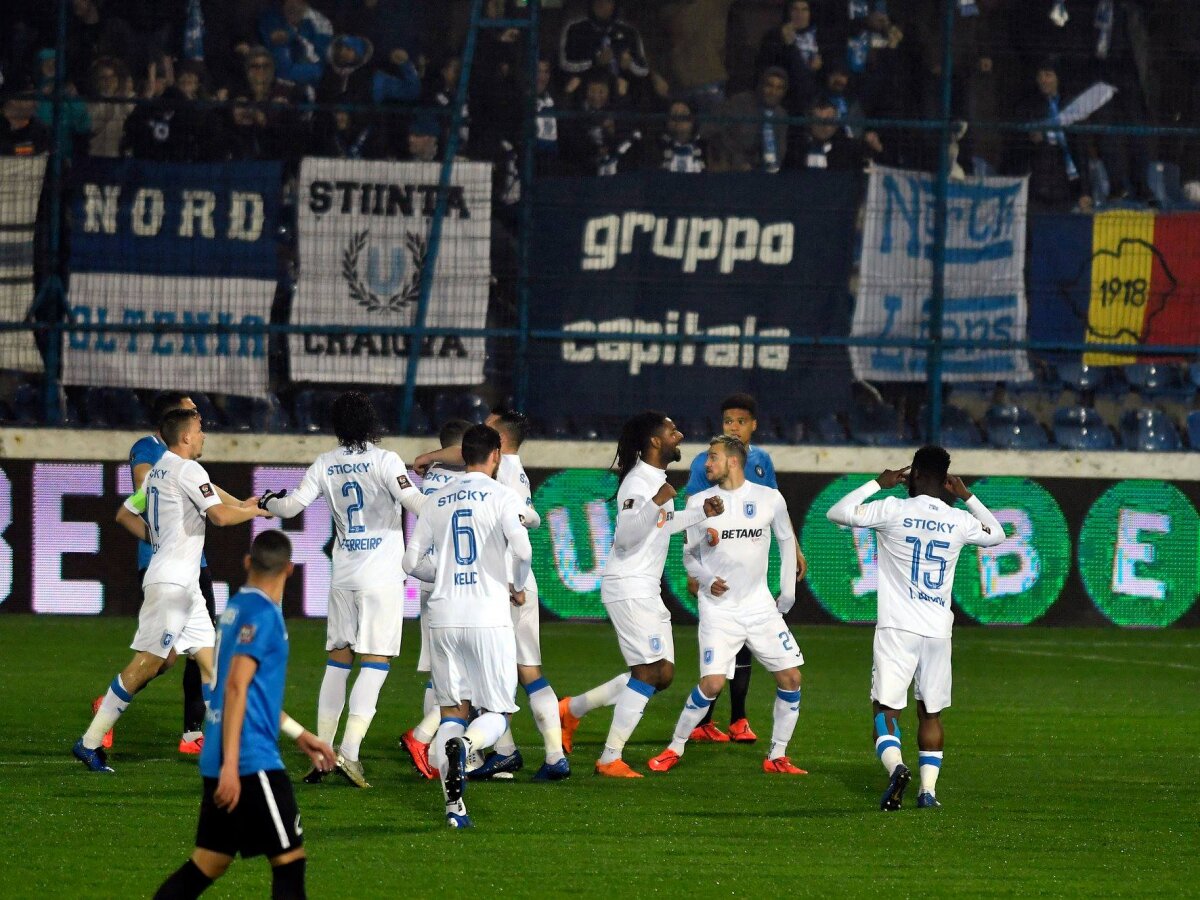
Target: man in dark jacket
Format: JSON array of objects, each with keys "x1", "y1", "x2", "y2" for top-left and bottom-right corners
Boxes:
[
  {"x1": 1008, "y1": 61, "x2": 1093, "y2": 213},
  {"x1": 558, "y1": 0, "x2": 649, "y2": 103}
]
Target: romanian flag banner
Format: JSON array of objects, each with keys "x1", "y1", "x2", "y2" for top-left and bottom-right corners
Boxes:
[{"x1": 1029, "y1": 210, "x2": 1200, "y2": 365}]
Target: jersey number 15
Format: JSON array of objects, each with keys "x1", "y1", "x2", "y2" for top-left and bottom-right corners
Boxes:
[{"x1": 904, "y1": 536, "x2": 949, "y2": 590}]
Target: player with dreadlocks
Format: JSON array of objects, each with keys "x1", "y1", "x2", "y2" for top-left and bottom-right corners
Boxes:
[{"x1": 558, "y1": 411, "x2": 725, "y2": 777}]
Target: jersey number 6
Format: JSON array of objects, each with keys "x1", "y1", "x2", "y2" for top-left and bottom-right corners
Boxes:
[{"x1": 452, "y1": 509, "x2": 478, "y2": 565}]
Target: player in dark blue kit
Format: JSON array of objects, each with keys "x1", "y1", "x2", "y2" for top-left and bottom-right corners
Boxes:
[
  {"x1": 683, "y1": 394, "x2": 805, "y2": 743},
  {"x1": 154, "y1": 531, "x2": 336, "y2": 900}
]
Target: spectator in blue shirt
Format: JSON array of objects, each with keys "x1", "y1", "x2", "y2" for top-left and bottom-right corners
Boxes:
[
  {"x1": 684, "y1": 393, "x2": 806, "y2": 745},
  {"x1": 155, "y1": 530, "x2": 336, "y2": 900},
  {"x1": 258, "y1": 0, "x2": 334, "y2": 88}
]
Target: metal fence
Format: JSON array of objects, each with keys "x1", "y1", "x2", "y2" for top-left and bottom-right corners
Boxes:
[{"x1": 5, "y1": 0, "x2": 1200, "y2": 450}]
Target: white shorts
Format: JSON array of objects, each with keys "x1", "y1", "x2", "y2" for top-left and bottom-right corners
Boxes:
[
  {"x1": 417, "y1": 588, "x2": 432, "y2": 673},
  {"x1": 510, "y1": 587, "x2": 541, "y2": 667},
  {"x1": 604, "y1": 596, "x2": 674, "y2": 667},
  {"x1": 871, "y1": 627, "x2": 952, "y2": 713},
  {"x1": 132, "y1": 582, "x2": 215, "y2": 659},
  {"x1": 327, "y1": 586, "x2": 402, "y2": 657},
  {"x1": 698, "y1": 601, "x2": 803, "y2": 678},
  {"x1": 429, "y1": 626, "x2": 518, "y2": 714}
]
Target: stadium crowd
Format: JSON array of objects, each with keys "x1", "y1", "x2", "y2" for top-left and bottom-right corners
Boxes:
[{"x1": 1, "y1": 0, "x2": 1198, "y2": 207}]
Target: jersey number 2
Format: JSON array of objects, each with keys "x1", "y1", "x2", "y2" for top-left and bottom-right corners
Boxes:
[
  {"x1": 452, "y1": 509, "x2": 478, "y2": 565},
  {"x1": 341, "y1": 481, "x2": 365, "y2": 534}
]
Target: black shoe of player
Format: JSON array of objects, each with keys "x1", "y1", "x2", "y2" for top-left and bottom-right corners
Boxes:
[
  {"x1": 880, "y1": 763, "x2": 911, "y2": 812},
  {"x1": 302, "y1": 767, "x2": 327, "y2": 784},
  {"x1": 445, "y1": 737, "x2": 468, "y2": 804}
]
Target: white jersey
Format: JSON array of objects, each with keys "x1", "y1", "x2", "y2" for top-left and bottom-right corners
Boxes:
[
  {"x1": 265, "y1": 442, "x2": 425, "y2": 590},
  {"x1": 416, "y1": 461, "x2": 464, "y2": 592},
  {"x1": 683, "y1": 481, "x2": 795, "y2": 612},
  {"x1": 142, "y1": 450, "x2": 222, "y2": 589},
  {"x1": 497, "y1": 453, "x2": 539, "y2": 593},
  {"x1": 404, "y1": 471, "x2": 532, "y2": 628},
  {"x1": 827, "y1": 481, "x2": 1004, "y2": 638},
  {"x1": 602, "y1": 460, "x2": 705, "y2": 602}
]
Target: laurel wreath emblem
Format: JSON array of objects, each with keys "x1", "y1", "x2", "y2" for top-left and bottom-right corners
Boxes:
[{"x1": 341, "y1": 229, "x2": 428, "y2": 314}]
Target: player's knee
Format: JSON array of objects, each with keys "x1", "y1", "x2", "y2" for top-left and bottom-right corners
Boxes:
[
  {"x1": 698, "y1": 675, "x2": 725, "y2": 697},
  {"x1": 776, "y1": 669, "x2": 800, "y2": 692},
  {"x1": 654, "y1": 661, "x2": 674, "y2": 691}
]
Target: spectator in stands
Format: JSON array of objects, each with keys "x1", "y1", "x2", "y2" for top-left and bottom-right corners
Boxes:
[
  {"x1": 647, "y1": 0, "x2": 733, "y2": 114},
  {"x1": 313, "y1": 106, "x2": 388, "y2": 159},
  {"x1": 403, "y1": 115, "x2": 441, "y2": 163},
  {"x1": 790, "y1": 97, "x2": 866, "y2": 170},
  {"x1": 65, "y1": 0, "x2": 136, "y2": 89},
  {"x1": 559, "y1": 0, "x2": 649, "y2": 104},
  {"x1": 757, "y1": 0, "x2": 825, "y2": 116},
  {"x1": 315, "y1": 34, "x2": 420, "y2": 111},
  {"x1": 534, "y1": 57, "x2": 561, "y2": 174},
  {"x1": 121, "y1": 57, "x2": 210, "y2": 162},
  {"x1": 0, "y1": 87, "x2": 50, "y2": 156},
  {"x1": 424, "y1": 55, "x2": 470, "y2": 154},
  {"x1": 221, "y1": 93, "x2": 276, "y2": 160},
  {"x1": 818, "y1": 63, "x2": 885, "y2": 159},
  {"x1": 85, "y1": 57, "x2": 135, "y2": 157},
  {"x1": 241, "y1": 45, "x2": 299, "y2": 106},
  {"x1": 1008, "y1": 60, "x2": 1093, "y2": 213},
  {"x1": 655, "y1": 99, "x2": 707, "y2": 173},
  {"x1": 558, "y1": 72, "x2": 642, "y2": 176},
  {"x1": 105, "y1": 0, "x2": 187, "y2": 76},
  {"x1": 258, "y1": 0, "x2": 334, "y2": 88},
  {"x1": 330, "y1": 0, "x2": 424, "y2": 67},
  {"x1": 703, "y1": 66, "x2": 788, "y2": 173},
  {"x1": 33, "y1": 48, "x2": 92, "y2": 162},
  {"x1": 469, "y1": 0, "x2": 525, "y2": 164}
]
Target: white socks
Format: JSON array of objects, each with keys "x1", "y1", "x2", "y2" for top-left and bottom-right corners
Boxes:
[
  {"x1": 768, "y1": 688, "x2": 801, "y2": 760},
  {"x1": 667, "y1": 685, "x2": 716, "y2": 755},
  {"x1": 569, "y1": 673, "x2": 630, "y2": 719},
  {"x1": 495, "y1": 727, "x2": 518, "y2": 756},
  {"x1": 422, "y1": 681, "x2": 436, "y2": 717},
  {"x1": 919, "y1": 751, "x2": 943, "y2": 795},
  {"x1": 339, "y1": 663, "x2": 389, "y2": 762},
  {"x1": 463, "y1": 711, "x2": 508, "y2": 752},
  {"x1": 317, "y1": 661, "x2": 351, "y2": 745},
  {"x1": 83, "y1": 675, "x2": 132, "y2": 749},
  {"x1": 598, "y1": 678, "x2": 655, "y2": 764},
  {"x1": 526, "y1": 679, "x2": 564, "y2": 764},
  {"x1": 413, "y1": 707, "x2": 440, "y2": 744}
]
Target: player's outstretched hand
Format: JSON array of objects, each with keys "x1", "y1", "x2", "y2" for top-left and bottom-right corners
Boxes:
[
  {"x1": 509, "y1": 585, "x2": 526, "y2": 607},
  {"x1": 877, "y1": 466, "x2": 910, "y2": 490},
  {"x1": 776, "y1": 593, "x2": 796, "y2": 615},
  {"x1": 944, "y1": 474, "x2": 973, "y2": 501},
  {"x1": 297, "y1": 731, "x2": 337, "y2": 773},
  {"x1": 258, "y1": 488, "x2": 287, "y2": 510},
  {"x1": 652, "y1": 482, "x2": 677, "y2": 506},
  {"x1": 702, "y1": 496, "x2": 724, "y2": 517},
  {"x1": 710, "y1": 577, "x2": 729, "y2": 597},
  {"x1": 214, "y1": 764, "x2": 241, "y2": 811}
]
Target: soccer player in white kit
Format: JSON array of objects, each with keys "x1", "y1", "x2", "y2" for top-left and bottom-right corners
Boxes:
[
  {"x1": 400, "y1": 418, "x2": 470, "y2": 781},
  {"x1": 73, "y1": 408, "x2": 272, "y2": 773},
  {"x1": 826, "y1": 445, "x2": 1004, "y2": 811},
  {"x1": 402, "y1": 424, "x2": 533, "y2": 829},
  {"x1": 260, "y1": 392, "x2": 427, "y2": 789},
  {"x1": 649, "y1": 435, "x2": 807, "y2": 775},
  {"x1": 559, "y1": 411, "x2": 723, "y2": 778}
]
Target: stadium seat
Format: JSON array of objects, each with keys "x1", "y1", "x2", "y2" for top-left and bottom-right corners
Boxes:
[
  {"x1": 100, "y1": 388, "x2": 146, "y2": 428},
  {"x1": 1123, "y1": 363, "x2": 1181, "y2": 395},
  {"x1": 1186, "y1": 411, "x2": 1200, "y2": 449},
  {"x1": 1055, "y1": 360, "x2": 1108, "y2": 393},
  {"x1": 367, "y1": 390, "x2": 400, "y2": 432},
  {"x1": 291, "y1": 389, "x2": 338, "y2": 433},
  {"x1": 811, "y1": 412, "x2": 849, "y2": 445},
  {"x1": 985, "y1": 404, "x2": 1050, "y2": 449},
  {"x1": 1120, "y1": 408, "x2": 1182, "y2": 451},
  {"x1": 190, "y1": 392, "x2": 223, "y2": 429},
  {"x1": 543, "y1": 417, "x2": 574, "y2": 440},
  {"x1": 1189, "y1": 363, "x2": 1200, "y2": 389},
  {"x1": 431, "y1": 392, "x2": 456, "y2": 427},
  {"x1": 456, "y1": 392, "x2": 490, "y2": 424},
  {"x1": 13, "y1": 380, "x2": 51, "y2": 424},
  {"x1": 1146, "y1": 161, "x2": 1200, "y2": 211},
  {"x1": 932, "y1": 404, "x2": 984, "y2": 448},
  {"x1": 225, "y1": 394, "x2": 289, "y2": 432},
  {"x1": 1052, "y1": 406, "x2": 1116, "y2": 450},
  {"x1": 406, "y1": 402, "x2": 433, "y2": 436}
]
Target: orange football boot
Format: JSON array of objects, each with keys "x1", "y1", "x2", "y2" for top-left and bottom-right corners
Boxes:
[
  {"x1": 647, "y1": 749, "x2": 682, "y2": 773},
  {"x1": 689, "y1": 722, "x2": 729, "y2": 743},
  {"x1": 762, "y1": 756, "x2": 808, "y2": 774},
  {"x1": 728, "y1": 718, "x2": 758, "y2": 743},
  {"x1": 594, "y1": 758, "x2": 643, "y2": 778},
  {"x1": 559, "y1": 697, "x2": 581, "y2": 754}
]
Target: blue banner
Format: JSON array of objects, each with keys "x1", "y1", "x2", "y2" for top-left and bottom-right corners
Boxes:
[
  {"x1": 528, "y1": 172, "x2": 859, "y2": 425},
  {"x1": 69, "y1": 159, "x2": 281, "y2": 279}
]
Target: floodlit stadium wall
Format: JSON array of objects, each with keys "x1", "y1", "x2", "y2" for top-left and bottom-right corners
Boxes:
[{"x1": 3, "y1": 429, "x2": 1198, "y2": 629}]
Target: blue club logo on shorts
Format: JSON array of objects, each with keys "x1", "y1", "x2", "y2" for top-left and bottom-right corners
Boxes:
[
  {"x1": 703, "y1": 648, "x2": 714, "y2": 665},
  {"x1": 161, "y1": 631, "x2": 174, "y2": 648},
  {"x1": 744, "y1": 502, "x2": 756, "y2": 518},
  {"x1": 649, "y1": 636, "x2": 663, "y2": 654}
]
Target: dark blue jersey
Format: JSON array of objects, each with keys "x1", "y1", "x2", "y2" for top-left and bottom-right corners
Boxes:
[{"x1": 200, "y1": 588, "x2": 289, "y2": 777}]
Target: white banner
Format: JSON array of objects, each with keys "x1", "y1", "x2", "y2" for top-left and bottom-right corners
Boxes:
[
  {"x1": 851, "y1": 165, "x2": 1032, "y2": 382},
  {"x1": 63, "y1": 274, "x2": 274, "y2": 394},
  {"x1": 0, "y1": 156, "x2": 46, "y2": 372},
  {"x1": 290, "y1": 158, "x2": 491, "y2": 385}
]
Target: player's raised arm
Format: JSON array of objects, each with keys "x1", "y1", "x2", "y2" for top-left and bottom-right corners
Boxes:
[
  {"x1": 412, "y1": 445, "x2": 464, "y2": 475},
  {"x1": 945, "y1": 474, "x2": 1006, "y2": 547},
  {"x1": 826, "y1": 468, "x2": 907, "y2": 528},
  {"x1": 771, "y1": 496, "x2": 799, "y2": 613},
  {"x1": 402, "y1": 512, "x2": 437, "y2": 583},
  {"x1": 260, "y1": 460, "x2": 322, "y2": 518}
]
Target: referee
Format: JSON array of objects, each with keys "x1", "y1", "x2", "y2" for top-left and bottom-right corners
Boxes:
[{"x1": 155, "y1": 530, "x2": 336, "y2": 900}]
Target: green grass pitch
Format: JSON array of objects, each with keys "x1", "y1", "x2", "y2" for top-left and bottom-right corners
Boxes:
[{"x1": 0, "y1": 617, "x2": 1196, "y2": 897}]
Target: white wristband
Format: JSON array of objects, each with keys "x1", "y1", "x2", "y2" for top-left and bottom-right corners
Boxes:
[{"x1": 280, "y1": 715, "x2": 304, "y2": 740}]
